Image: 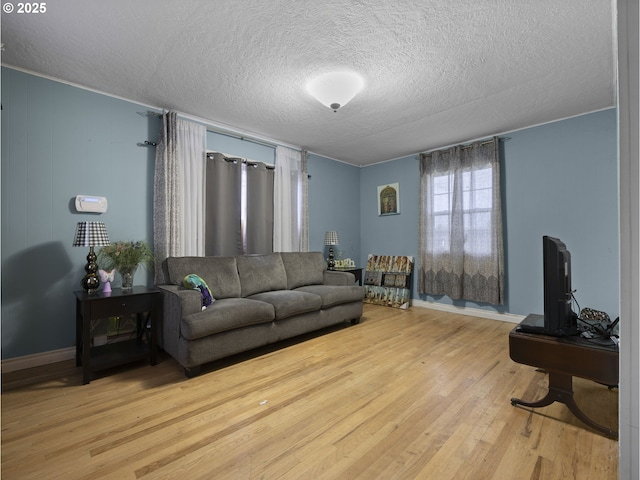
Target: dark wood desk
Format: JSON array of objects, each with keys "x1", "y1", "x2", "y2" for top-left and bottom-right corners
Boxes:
[{"x1": 509, "y1": 323, "x2": 618, "y2": 438}]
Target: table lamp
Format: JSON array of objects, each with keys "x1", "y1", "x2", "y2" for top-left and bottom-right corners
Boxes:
[
  {"x1": 324, "y1": 230, "x2": 340, "y2": 270},
  {"x1": 73, "y1": 221, "x2": 110, "y2": 293}
]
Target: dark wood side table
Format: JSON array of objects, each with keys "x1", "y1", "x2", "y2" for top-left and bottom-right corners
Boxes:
[
  {"x1": 334, "y1": 267, "x2": 363, "y2": 286},
  {"x1": 509, "y1": 322, "x2": 618, "y2": 438},
  {"x1": 75, "y1": 286, "x2": 161, "y2": 384}
]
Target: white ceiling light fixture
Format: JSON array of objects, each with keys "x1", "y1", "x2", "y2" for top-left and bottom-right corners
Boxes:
[{"x1": 306, "y1": 71, "x2": 364, "y2": 112}]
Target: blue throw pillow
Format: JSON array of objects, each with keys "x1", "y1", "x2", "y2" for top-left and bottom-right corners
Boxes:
[{"x1": 183, "y1": 274, "x2": 214, "y2": 309}]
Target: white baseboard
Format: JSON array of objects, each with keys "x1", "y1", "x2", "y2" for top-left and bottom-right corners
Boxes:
[
  {"x1": 1, "y1": 347, "x2": 76, "y2": 374},
  {"x1": 412, "y1": 299, "x2": 525, "y2": 324}
]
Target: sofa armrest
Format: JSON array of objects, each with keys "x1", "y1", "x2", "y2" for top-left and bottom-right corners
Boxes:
[
  {"x1": 156, "y1": 284, "x2": 202, "y2": 357},
  {"x1": 157, "y1": 284, "x2": 202, "y2": 316},
  {"x1": 323, "y1": 270, "x2": 355, "y2": 286}
]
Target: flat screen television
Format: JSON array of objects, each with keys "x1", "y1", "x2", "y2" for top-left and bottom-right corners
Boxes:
[{"x1": 542, "y1": 235, "x2": 578, "y2": 336}]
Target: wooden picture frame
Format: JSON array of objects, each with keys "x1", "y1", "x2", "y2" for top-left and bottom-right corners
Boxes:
[{"x1": 377, "y1": 183, "x2": 400, "y2": 216}]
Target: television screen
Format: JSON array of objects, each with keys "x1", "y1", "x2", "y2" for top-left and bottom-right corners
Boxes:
[{"x1": 543, "y1": 235, "x2": 578, "y2": 336}]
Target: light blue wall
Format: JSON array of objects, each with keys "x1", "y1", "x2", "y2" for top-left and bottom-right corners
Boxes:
[
  {"x1": 307, "y1": 154, "x2": 361, "y2": 262},
  {"x1": 359, "y1": 155, "x2": 419, "y2": 267},
  {"x1": 1, "y1": 67, "x2": 160, "y2": 358},
  {"x1": 360, "y1": 109, "x2": 619, "y2": 318},
  {"x1": 503, "y1": 109, "x2": 619, "y2": 317}
]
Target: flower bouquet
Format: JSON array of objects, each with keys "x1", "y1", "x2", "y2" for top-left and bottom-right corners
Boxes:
[{"x1": 97, "y1": 240, "x2": 153, "y2": 290}]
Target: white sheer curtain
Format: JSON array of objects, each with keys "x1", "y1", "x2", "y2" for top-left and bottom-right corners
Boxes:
[
  {"x1": 153, "y1": 112, "x2": 206, "y2": 284},
  {"x1": 273, "y1": 146, "x2": 307, "y2": 252},
  {"x1": 177, "y1": 118, "x2": 206, "y2": 256}
]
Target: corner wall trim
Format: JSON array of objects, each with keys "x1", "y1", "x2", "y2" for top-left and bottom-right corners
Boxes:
[
  {"x1": 412, "y1": 299, "x2": 525, "y2": 324},
  {"x1": 1, "y1": 347, "x2": 75, "y2": 373}
]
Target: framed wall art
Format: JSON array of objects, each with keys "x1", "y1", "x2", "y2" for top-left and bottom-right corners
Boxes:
[{"x1": 377, "y1": 183, "x2": 400, "y2": 216}]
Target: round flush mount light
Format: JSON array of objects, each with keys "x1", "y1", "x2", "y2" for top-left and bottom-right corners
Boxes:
[{"x1": 306, "y1": 71, "x2": 364, "y2": 112}]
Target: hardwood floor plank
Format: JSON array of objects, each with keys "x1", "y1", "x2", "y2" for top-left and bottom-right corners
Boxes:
[{"x1": 1, "y1": 305, "x2": 618, "y2": 479}]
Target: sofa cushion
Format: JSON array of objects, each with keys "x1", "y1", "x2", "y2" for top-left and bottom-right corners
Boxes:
[
  {"x1": 167, "y1": 256, "x2": 241, "y2": 299},
  {"x1": 237, "y1": 253, "x2": 287, "y2": 297},
  {"x1": 248, "y1": 290, "x2": 322, "y2": 320},
  {"x1": 181, "y1": 298, "x2": 275, "y2": 340},
  {"x1": 280, "y1": 252, "x2": 326, "y2": 290},
  {"x1": 295, "y1": 285, "x2": 365, "y2": 308}
]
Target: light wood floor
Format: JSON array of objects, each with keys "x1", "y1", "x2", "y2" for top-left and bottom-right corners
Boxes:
[{"x1": 2, "y1": 305, "x2": 618, "y2": 479}]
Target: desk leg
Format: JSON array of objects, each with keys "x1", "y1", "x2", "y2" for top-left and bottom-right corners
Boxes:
[{"x1": 511, "y1": 371, "x2": 617, "y2": 439}]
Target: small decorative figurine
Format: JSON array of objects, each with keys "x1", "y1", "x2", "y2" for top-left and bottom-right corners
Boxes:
[{"x1": 99, "y1": 268, "x2": 115, "y2": 294}]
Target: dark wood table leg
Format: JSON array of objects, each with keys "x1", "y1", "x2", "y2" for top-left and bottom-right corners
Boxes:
[
  {"x1": 75, "y1": 297, "x2": 82, "y2": 368},
  {"x1": 511, "y1": 371, "x2": 618, "y2": 439},
  {"x1": 81, "y1": 300, "x2": 92, "y2": 385}
]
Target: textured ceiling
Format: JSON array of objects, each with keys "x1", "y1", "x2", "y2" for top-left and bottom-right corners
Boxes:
[{"x1": 1, "y1": 0, "x2": 615, "y2": 166}]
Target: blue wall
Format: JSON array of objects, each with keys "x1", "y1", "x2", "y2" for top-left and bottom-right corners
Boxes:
[
  {"x1": 1, "y1": 68, "x2": 160, "y2": 358},
  {"x1": 359, "y1": 109, "x2": 619, "y2": 318},
  {"x1": 0, "y1": 66, "x2": 619, "y2": 360},
  {"x1": 502, "y1": 110, "x2": 619, "y2": 317},
  {"x1": 359, "y1": 155, "x2": 419, "y2": 268},
  {"x1": 307, "y1": 154, "x2": 361, "y2": 263}
]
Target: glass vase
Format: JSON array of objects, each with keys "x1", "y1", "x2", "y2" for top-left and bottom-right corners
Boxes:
[{"x1": 119, "y1": 265, "x2": 137, "y2": 291}]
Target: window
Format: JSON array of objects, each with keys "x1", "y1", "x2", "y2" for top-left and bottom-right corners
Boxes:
[
  {"x1": 431, "y1": 167, "x2": 493, "y2": 255},
  {"x1": 419, "y1": 138, "x2": 504, "y2": 304}
]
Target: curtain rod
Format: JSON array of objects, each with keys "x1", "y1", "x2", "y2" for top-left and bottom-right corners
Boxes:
[
  {"x1": 212, "y1": 129, "x2": 277, "y2": 151},
  {"x1": 207, "y1": 151, "x2": 275, "y2": 170},
  {"x1": 421, "y1": 136, "x2": 511, "y2": 155},
  {"x1": 139, "y1": 110, "x2": 301, "y2": 152}
]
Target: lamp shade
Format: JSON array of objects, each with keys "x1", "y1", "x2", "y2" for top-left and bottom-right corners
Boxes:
[
  {"x1": 72, "y1": 221, "x2": 110, "y2": 247},
  {"x1": 306, "y1": 72, "x2": 364, "y2": 111},
  {"x1": 324, "y1": 231, "x2": 340, "y2": 246}
]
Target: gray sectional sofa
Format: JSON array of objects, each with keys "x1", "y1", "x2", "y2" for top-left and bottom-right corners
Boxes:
[{"x1": 157, "y1": 251, "x2": 364, "y2": 377}]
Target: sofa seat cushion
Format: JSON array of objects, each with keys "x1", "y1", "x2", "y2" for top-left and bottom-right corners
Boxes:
[
  {"x1": 181, "y1": 298, "x2": 275, "y2": 340},
  {"x1": 248, "y1": 290, "x2": 322, "y2": 320},
  {"x1": 295, "y1": 285, "x2": 364, "y2": 309}
]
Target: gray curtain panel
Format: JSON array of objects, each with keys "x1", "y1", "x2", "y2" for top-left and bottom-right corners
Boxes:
[
  {"x1": 245, "y1": 162, "x2": 274, "y2": 254},
  {"x1": 205, "y1": 153, "x2": 243, "y2": 256},
  {"x1": 418, "y1": 137, "x2": 504, "y2": 305},
  {"x1": 204, "y1": 153, "x2": 274, "y2": 256}
]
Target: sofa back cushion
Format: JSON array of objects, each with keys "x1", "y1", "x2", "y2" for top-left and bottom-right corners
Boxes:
[
  {"x1": 280, "y1": 252, "x2": 326, "y2": 290},
  {"x1": 236, "y1": 253, "x2": 287, "y2": 297},
  {"x1": 166, "y1": 256, "x2": 241, "y2": 299}
]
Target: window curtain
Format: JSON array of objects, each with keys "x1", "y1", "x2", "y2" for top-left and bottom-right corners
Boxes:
[
  {"x1": 204, "y1": 153, "x2": 274, "y2": 255},
  {"x1": 300, "y1": 150, "x2": 309, "y2": 252},
  {"x1": 245, "y1": 162, "x2": 275, "y2": 254},
  {"x1": 418, "y1": 137, "x2": 504, "y2": 304},
  {"x1": 153, "y1": 111, "x2": 206, "y2": 284},
  {"x1": 274, "y1": 146, "x2": 308, "y2": 252},
  {"x1": 205, "y1": 153, "x2": 242, "y2": 256}
]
